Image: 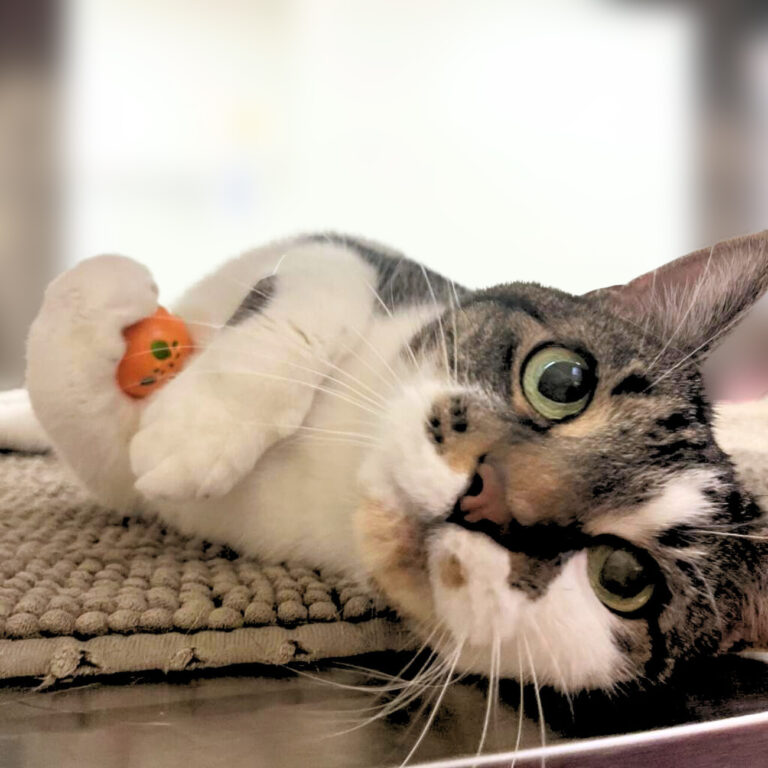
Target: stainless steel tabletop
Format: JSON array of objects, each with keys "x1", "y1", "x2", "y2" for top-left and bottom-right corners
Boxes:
[{"x1": 0, "y1": 652, "x2": 766, "y2": 767}]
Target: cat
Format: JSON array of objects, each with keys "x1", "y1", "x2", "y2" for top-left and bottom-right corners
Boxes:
[{"x1": 2, "y1": 230, "x2": 768, "y2": 702}]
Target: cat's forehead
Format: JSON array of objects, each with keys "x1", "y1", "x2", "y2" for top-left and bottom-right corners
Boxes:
[{"x1": 460, "y1": 281, "x2": 687, "y2": 382}]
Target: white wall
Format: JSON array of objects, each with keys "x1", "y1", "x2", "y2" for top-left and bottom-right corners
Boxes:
[{"x1": 64, "y1": 0, "x2": 697, "y2": 301}]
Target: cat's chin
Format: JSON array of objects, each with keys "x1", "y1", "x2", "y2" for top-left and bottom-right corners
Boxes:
[{"x1": 356, "y1": 498, "x2": 635, "y2": 693}]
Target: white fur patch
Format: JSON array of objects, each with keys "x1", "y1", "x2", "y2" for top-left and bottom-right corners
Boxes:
[
  {"x1": 428, "y1": 526, "x2": 627, "y2": 691},
  {"x1": 0, "y1": 389, "x2": 50, "y2": 452},
  {"x1": 587, "y1": 469, "x2": 720, "y2": 545},
  {"x1": 131, "y1": 241, "x2": 380, "y2": 501}
]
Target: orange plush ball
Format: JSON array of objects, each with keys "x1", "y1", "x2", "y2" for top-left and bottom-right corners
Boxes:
[{"x1": 116, "y1": 307, "x2": 193, "y2": 398}]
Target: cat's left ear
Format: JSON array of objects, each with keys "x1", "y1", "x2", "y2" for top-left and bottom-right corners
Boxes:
[{"x1": 585, "y1": 231, "x2": 768, "y2": 360}]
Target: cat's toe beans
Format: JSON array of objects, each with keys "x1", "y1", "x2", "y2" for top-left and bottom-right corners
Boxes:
[{"x1": 427, "y1": 397, "x2": 471, "y2": 447}]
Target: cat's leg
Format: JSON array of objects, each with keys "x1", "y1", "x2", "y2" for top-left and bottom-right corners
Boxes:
[
  {"x1": 0, "y1": 389, "x2": 51, "y2": 452},
  {"x1": 26, "y1": 255, "x2": 160, "y2": 511},
  {"x1": 130, "y1": 240, "x2": 378, "y2": 501}
]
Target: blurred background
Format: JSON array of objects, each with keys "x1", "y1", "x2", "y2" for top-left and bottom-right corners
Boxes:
[{"x1": 0, "y1": 0, "x2": 766, "y2": 395}]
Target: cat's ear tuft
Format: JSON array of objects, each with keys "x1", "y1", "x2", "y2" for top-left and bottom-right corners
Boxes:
[{"x1": 586, "y1": 231, "x2": 768, "y2": 360}]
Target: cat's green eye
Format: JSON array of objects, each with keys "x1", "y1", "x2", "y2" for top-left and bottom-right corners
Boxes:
[
  {"x1": 521, "y1": 346, "x2": 595, "y2": 420},
  {"x1": 587, "y1": 543, "x2": 656, "y2": 614}
]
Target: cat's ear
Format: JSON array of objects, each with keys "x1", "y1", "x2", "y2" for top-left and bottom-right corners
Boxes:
[{"x1": 585, "y1": 231, "x2": 768, "y2": 359}]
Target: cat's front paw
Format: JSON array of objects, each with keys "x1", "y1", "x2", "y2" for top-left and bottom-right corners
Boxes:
[
  {"x1": 44, "y1": 255, "x2": 159, "y2": 331},
  {"x1": 129, "y1": 383, "x2": 261, "y2": 501},
  {"x1": 28, "y1": 255, "x2": 160, "y2": 400}
]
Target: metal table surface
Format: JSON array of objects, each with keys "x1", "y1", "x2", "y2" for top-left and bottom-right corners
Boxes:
[{"x1": 0, "y1": 652, "x2": 766, "y2": 767}]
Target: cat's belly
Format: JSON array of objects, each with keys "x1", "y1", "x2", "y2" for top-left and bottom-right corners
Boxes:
[
  {"x1": 150, "y1": 421, "x2": 366, "y2": 576},
  {"x1": 151, "y1": 307, "x2": 431, "y2": 577}
]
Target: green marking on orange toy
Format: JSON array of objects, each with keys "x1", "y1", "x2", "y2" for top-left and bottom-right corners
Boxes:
[
  {"x1": 151, "y1": 340, "x2": 171, "y2": 360},
  {"x1": 116, "y1": 306, "x2": 194, "y2": 399}
]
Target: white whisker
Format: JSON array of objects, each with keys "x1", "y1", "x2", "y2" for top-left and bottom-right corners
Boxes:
[
  {"x1": 475, "y1": 629, "x2": 498, "y2": 763},
  {"x1": 185, "y1": 318, "x2": 390, "y2": 410},
  {"x1": 523, "y1": 633, "x2": 547, "y2": 767},
  {"x1": 689, "y1": 560, "x2": 723, "y2": 631},
  {"x1": 448, "y1": 280, "x2": 460, "y2": 383},
  {"x1": 691, "y1": 529, "x2": 768, "y2": 542},
  {"x1": 399, "y1": 643, "x2": 462, "y2": 767},
  {"x1": 511, "y1": 641, "x2": 525, "y2": 768},
  {"x1": 362, "y1": 278, "x2": 420, "y2": 371},
  {"x1": 179, "y1": 368, "x2": 385, "y2": 418},
  {"x1": 419, "y1": 264, "x2": 450, "y2": 380},
  {"x1": 530, "y1": 620, "x2": 572, "y2": 716}
]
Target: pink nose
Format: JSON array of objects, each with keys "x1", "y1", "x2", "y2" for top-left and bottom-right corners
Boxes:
[{"x1": 458, "y1": 462, "x2": 508, "y2": 526}]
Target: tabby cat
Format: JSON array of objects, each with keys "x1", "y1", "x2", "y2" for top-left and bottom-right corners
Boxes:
[{"x1": 2, "y1": 231, "x2": 768, "y2": 700}]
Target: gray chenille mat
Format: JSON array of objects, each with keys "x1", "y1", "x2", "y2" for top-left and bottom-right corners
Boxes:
[
  {"x1": 0, "y1": 400, "x2": 765, "y2": 687},
  {"x1": 0, "y1": 454, "x2": 413, "y2": 686}
]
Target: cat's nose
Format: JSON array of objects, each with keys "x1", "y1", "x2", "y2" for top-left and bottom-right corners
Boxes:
[{"x1": 456, "y1": 462, "x2": 508, "y2": 526}]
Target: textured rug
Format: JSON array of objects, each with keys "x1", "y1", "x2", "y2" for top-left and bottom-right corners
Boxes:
[
  {"x1": 0, "y1": 454, "x2": 413, "y2": 686},
  {"x1": 0, "y1": 399, "x2": 765, "y2": 687}
]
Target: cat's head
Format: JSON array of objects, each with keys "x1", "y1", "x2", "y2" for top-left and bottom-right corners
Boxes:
[{"x1": 356, "y1": 231, "x2": 768, "y2": 694}]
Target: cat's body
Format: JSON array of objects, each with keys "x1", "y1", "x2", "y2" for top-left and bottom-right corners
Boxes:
[
  {"x1": 3, "y1": 231, "x2": 768, "y2": 698},
  {"x1": 16, "y1": 235, "x2": 443, "y2": 577}
]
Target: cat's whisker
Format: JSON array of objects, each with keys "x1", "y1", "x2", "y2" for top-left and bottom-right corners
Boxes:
[
  {"x1": 448, "y1": 279, "x2": 462, "y2": 384},
  {"x1": 475, "y1": 628, "x2": 498, "y2": 763},
  {"x1": 399, "y1": 642, "x2": 462, "y2": 768},
  {"x1": 492, "y1": 630, "x2": 501, "y2": 740},
  {"x1": 203, "y1": 269, "x2": 276, "y2": 298},
  {"x1": 294, "y1": 436, "x2": 382, "y2": 449},
  {"x1": 523, "y1": 633, "x2": 547, "y2": 767},
  {"x1": 225, "y1": 420, "x2": 382, "y2": 449},
  {"x1": 511, "y1": 641, "x2": 525, "y2": 768},
  {"x1": 340, "y1": 333, "x2": 400, "y2": 392},
  {"x1": 185, "y1": 318, "x2": 390, "y2": 410},
  {"x1": 419, "y1": 264, "x2": 451, "y2": 382},
  {"x1": 295, "y1": 662, "x2": 458, "y2": 732},
  {"x1": 332, "y1": 624, "x2": 443, "y2": 687},
  {"x1": 690, "y1": 529, "x2": 768, "y2": 542},
  {"x1": 392, "y1": 648, "x2": 459, "y2": 735},
  {"x1": 289, "y1": 657, "x2": 447, "y2": 699},
  {"x1": 529, "y1": 620, "x2": 573, "y2": 717},
  {"x1": 178, "y1": 368, "x2": 385, "y2": 418},
  {"x1": 689, "y1": 560, "x2": 723, "y2": 631},
  {"x1": 377, "y1": 624, "x2": 448, "y2": 688},
  {"x1": 279, "y1": 424, "x2": 379, "y2": 441},
  {"x1": 330, "y1": 628, "x2": 452, "y2": 716},
  {"x1": 362, "y1": 277, "x2": 421, "y2": 372},
  {"x1": 327, "y1": 640, "x2": 455, "y2": 734}
]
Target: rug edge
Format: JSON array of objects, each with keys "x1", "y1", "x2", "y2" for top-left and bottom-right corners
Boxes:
[{"x1": 0, "y1": 618, "x2": 416, "y2": 686}]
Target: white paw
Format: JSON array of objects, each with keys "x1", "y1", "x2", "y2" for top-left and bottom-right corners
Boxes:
[
  {"x1": 130, "y1": 382, "x2": 261, "y2": 500},
  {"x1": 44, "y1": 255, "x2": 158, "y2": 338},
  {"x1": 28, "y1": 255, "x2": 160, "y2": 398}
]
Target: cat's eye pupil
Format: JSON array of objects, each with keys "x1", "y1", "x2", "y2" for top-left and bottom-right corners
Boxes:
[
  {"x1": 588, "y1": 542, "x2": 657, "y2": 614},
  {"x1": 537, "y1": 360, "x2": 591, "y2": 404},
  {"x1": 599, "y1": 549, "x2": 649, "y2": 598},
  {"x1": 520, "y1": 346, "x2": 595, "y2": 421}
]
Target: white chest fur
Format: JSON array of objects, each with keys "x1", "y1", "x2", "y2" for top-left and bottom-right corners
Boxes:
[{"x1": 151, "y1": 305, "x2": 436, "y2": 579}]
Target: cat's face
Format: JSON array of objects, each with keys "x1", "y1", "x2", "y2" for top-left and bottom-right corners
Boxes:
[{"x1": 356, "y1": 233, "x2": 768, "y2": 694}]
